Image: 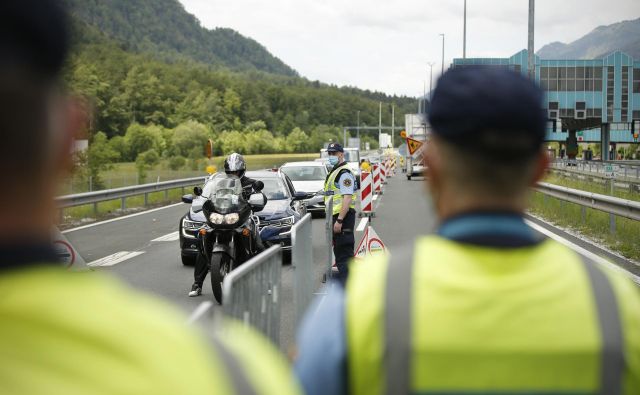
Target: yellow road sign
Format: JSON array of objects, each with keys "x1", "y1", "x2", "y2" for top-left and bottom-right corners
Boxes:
[
  {"x1": 406, "y1": 137, "x2": 423, "y2": 155},
  {"x1": 400, "y1": 130, "x2": 407, "y2": 139}
]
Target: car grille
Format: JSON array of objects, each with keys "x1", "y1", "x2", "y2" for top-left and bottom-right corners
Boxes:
[{"x1": 258, "y1": 217, "x2": 294, "y2": 229}]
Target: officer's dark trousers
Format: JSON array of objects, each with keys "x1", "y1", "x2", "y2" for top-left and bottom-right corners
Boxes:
[
  {"x1": 332, "y1": 208, "x2": 356, "y2": 285},
  {"x1": 193, "y1": 252, "x2": 208, "y2": 287}
]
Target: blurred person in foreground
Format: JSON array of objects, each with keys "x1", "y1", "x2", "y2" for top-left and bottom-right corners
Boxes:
[
  {"x1": 0, "y1": 1, "x2": 300, "y2": 394},
  {"x1": 295, "y1": 66, "x2": 640, "y2": 395}
]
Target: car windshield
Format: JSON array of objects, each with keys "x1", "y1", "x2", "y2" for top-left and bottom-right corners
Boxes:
[
  {"x1": 258, "y1": 177, "x2": 288, "y2": 200},
  {"x1": 281, "y1": 166, "x2": 326, "y2": 181},
  {"x1": 203, "y1": 173, "x2": 244, "y2": 213}
]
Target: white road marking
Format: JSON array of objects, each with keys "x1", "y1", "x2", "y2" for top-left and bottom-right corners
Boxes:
[
  {"x1": 87, "y1": 251, "x2": 145, "y2": 267},
  {"x1": 356, "y1": 217, "x2": 368, "y2": 232},
  {"x1": 151, "y1": 231, "x2": 179, "y2": 242},
  {"x1": 372, "y1": 195, "x2": 378, "y2": 201},
  {"x1": 525, "y1": 219, "x2": 640, "y2": 285},
  {"x1": 63, "y1": 203, "x2": 184, "y2": 234}
]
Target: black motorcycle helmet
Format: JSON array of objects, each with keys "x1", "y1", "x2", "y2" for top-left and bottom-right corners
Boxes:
[{"x1": 224, "y1": 152, "x2": 246, "y2": 178}]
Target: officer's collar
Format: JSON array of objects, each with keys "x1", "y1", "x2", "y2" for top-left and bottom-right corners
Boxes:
[
  {"x1": 438, "y1": 211, "x2": 542, "y2": 248},
  {"x1": 0, "y1": 242, "x2": 60, "y2": 271}
]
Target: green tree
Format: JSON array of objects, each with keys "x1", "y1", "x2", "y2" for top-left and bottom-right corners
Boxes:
[
  {"x1": 135, "y1": 149, "x2": 160, "y2": 183},
  {"x1": 286, "y1": 127, "x2": 309, "y2": 153},
  {"x1": 171, "y1": 121, "x2": 210, "y2": 157},
  {"x1": 124, "y1": 123, "x2": 165, "y2": 160},
  {"x1": 87, "y1": 132, "x2": 119, "y2": 188}
]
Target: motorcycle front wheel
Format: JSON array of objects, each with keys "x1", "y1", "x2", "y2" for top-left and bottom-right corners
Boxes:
[{"x1": 210, "y1": 252, "x2": 229, "y2": 304}]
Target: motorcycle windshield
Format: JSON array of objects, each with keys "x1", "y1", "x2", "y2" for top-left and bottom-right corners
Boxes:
[{"x1": 204, "y1": 174, "x2": 245, "y2": 214}]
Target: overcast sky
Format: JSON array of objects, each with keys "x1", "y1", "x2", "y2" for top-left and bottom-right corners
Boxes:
[{"x1": 179, "y1": 0, "x2": 639, "y2": 97}]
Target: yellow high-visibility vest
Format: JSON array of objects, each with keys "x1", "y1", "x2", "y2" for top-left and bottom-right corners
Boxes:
[
  {"x1": 324, "y1": 163, "x2": 356, "y2": 216},
  {"x1": 346, "y1": 236, "x2": 640, "y2": 395}
]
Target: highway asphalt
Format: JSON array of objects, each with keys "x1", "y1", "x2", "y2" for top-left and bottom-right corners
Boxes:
[{"x1": 63, "y1": 168, "x2": 640, "y2": 353}]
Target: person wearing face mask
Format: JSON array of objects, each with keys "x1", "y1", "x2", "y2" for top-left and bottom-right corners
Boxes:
[
  {"x1": 323, "y1": 143, "x2": 357, "y2": 284},
  {"x1": 294, "y1": 67, "x2": 640, "y2": 395}
]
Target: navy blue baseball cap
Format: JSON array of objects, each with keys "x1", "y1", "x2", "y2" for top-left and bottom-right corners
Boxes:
[
  {"x1": 428, "y1": 66, "x2": 546, "y2": 159},
  {"x1": 327, "y1": 143, "x2": 344, "y2": 153}
]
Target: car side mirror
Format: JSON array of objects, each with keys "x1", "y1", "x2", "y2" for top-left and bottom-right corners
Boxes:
[
  {"x1": 193, "y1": 186, "x2": 203, "y2": 196},
  {"x1": 254, "y1": 180, "x2": 264, "y2": 192},
  {"x1": 182, "y1": 194, "x2": 193, "y2": 204},
  {"x1": 248, "y1": 193, "x2": 267, "y2": 212},
  {"x1": 292, "y1": 191, "x2": 308, "y2": 201}
]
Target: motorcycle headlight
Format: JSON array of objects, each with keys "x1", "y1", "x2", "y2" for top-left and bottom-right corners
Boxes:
[
  {"x1": 209, "y1": 213, "x2": 224, "y2": 225},
  {"x1": 224, "y1": 213, "x2": 240, "y2": 225}
]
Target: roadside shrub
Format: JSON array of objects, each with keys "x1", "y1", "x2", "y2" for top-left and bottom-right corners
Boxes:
[{"x1": 168, "y1": 155, "x2": 186, "y2": 170}]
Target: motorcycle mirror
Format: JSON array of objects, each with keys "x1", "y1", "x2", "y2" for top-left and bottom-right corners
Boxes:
[
  {"x1": 193, "y1": 186, "x2": 203, "y2": 196},
  {"x1": 181, "y1": 194, "x2": 193, "y2": 204},
  {"x1": 254, "y1": 181, "x2": 264, "y2": 192},
  {"x1": 248, "y1": 193, "x2": 267, "y2": 213}
]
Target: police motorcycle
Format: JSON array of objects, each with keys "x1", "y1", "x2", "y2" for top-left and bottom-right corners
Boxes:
[{"x1": 193, "y1": 173, "x2": 267, "y2": 304}]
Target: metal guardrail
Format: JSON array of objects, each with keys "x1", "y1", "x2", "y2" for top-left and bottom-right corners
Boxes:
[
  {"x1": 222, "y1": 245, "x2": 282, "y2": 346},
  {"x1": 536, "y1": 182, "x2": 640, "y2": 221},
  {"x1": 552, "y1": 159, "x2": 640, "y2": 179},
  {"x1": 56, "y1": 176, "x2": 206, "y2": 209},
  {"x1": 291, "y1": 213, "x2": 314, "y2": 327}
]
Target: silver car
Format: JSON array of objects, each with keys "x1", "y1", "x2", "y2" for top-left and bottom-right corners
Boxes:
[{"x1": 280, "y1": 161, "x2": 327, "y2": 216}]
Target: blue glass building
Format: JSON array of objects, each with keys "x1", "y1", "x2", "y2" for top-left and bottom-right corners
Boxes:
[{"x1": 453, "y1": 50, "x2": 640, "y2": 159}]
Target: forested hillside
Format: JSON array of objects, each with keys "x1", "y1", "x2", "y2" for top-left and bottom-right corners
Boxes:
[
  {"x1": 62, "y1": 0, "x2": 297, "y2": 76},
  {"x1": 63, "y1": 0, "x2": 416, "y2": 186}
]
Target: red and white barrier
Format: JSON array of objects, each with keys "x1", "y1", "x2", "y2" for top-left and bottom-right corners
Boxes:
[
  {"x1": 380, "y1": 160, "x2": 387, "y2": 184},
  {"x1": 359, "y1": 171, "x2": 373, "y2": 215},
  {"x1": 373, "y1": 163, "x2": 382, "y2": 194}
]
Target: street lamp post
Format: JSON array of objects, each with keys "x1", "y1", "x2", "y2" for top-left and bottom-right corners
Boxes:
[
  {"x1": 528, "y1": 0, "x2": 535, "y2": 79},
  {"x1": 463, "y1": 0, "x2": 467, "y2": 59},
  {"x1": 440, "y1": 34, "x2": 445, "y2": 76}
]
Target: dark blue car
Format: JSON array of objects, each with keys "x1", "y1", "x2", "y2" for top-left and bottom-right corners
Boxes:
[{"x1": 179, "y1": 170, "x2": 307, "y2": 265}]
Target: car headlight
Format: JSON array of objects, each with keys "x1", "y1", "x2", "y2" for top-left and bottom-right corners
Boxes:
[
  {"x1": 281, "y1": 216, "x2": 295, "y2": 226},
  {"x1": 224, "y1": 213, "x2": 239, "y2": 225},
  {"x1": 209, "y1": 213, "x2": 224, "y2": 225},
  {"x1": 182, "y1": 218, "x2": 202, "y2": 230}
]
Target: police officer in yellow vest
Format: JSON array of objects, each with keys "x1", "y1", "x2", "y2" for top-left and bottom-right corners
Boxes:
[
  {"x1": 324, "y1": 143, "x2": 357, "y2": 284},
  {"x1": 0, "y1": 2, "x2": 301, "y2": 394},
  {"x1": 295, "y1": 67, "x2": 640, "y2": 395}
]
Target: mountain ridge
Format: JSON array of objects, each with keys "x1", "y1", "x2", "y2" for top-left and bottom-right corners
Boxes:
[{"x1": 537, "y1": 17, "x2": 640, "y2": 59}]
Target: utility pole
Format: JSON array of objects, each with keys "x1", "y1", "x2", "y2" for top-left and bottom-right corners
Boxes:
[
  {"x1": 528, "y1": 0, "x2": 535, "y2": 79},
  {"x1": 463, "y1": 0, "x2": 467, "y2": 59},
  {"x1": 378, "y1": 101, "x2": 382, "y2": 147},
  {"x1": 391, "y1": 104, "x2": 395, "y2": 149},
  {"x1": 357, "y1": 110, "x2": 360, "y2": 149},
  {"x1": 440, "y1": 33, "x2": 445, "y2": 77},
  {"x1": 427, "y1": 62, "x2": 435, "y2": 101}
]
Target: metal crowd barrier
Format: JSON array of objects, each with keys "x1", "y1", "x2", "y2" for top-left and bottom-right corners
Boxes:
[
  {"x1": 324, "y1": 198, "x2": 334, "y2": 282},
  {"x1": 222, "y1": 245, "x2": 282, "y2": 346},
  {"x1": 291, "y1": 213, "x2": 314, "y2": 327}
]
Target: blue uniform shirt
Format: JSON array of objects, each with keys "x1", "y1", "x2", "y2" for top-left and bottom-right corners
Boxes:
[{"x1": 294, "y1": 212, "x2": 540, "y2": 395}]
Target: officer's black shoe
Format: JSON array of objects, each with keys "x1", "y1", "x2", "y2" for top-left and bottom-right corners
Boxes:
[{"x1": 188, "y1": 283, "x2": 202, "y2": 297}]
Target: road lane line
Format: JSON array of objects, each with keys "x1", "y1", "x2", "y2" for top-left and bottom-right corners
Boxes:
[
  {"x1": 87, "y1": 251, "x2": 145, "y2": 267},
  {"x1": 356, "y1": 217, "x2": 368, "y2": 232},
  {"x1": 151, "y1": 231, "x2": 179, "y2": 242},
  {"x1": 525, "y1": 219, "x2": 640, "y2": 285},
  {"x1": 62, "y1": 203, "x2": 184, "y2": 234}
]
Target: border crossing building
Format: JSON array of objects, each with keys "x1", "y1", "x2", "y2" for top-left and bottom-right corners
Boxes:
[{"x1": 452, "y1": 50, "x2": 640, "y2": 159}]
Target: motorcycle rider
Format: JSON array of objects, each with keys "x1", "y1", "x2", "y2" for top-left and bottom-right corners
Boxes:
[{"x1": 189, "y1": 153, "x2": 265, "y2": 297}]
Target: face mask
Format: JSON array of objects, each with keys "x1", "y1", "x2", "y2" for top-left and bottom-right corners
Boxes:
[{"x1": 328, "y1": 156, "x2": 339, "y2": 166}]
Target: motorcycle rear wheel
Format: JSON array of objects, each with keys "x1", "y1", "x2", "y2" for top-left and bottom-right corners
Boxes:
[{"x1": 210, "y1": 253, "x2": 229, "y2": 304}]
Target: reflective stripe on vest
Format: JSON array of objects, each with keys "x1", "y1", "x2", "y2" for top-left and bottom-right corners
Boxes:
[
  {"x1": 324, "y1": 163, "x2": 356, "y2": 215},
  {"x1": 347, "y1": 237, "x2": 628, "y2": 395}
]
